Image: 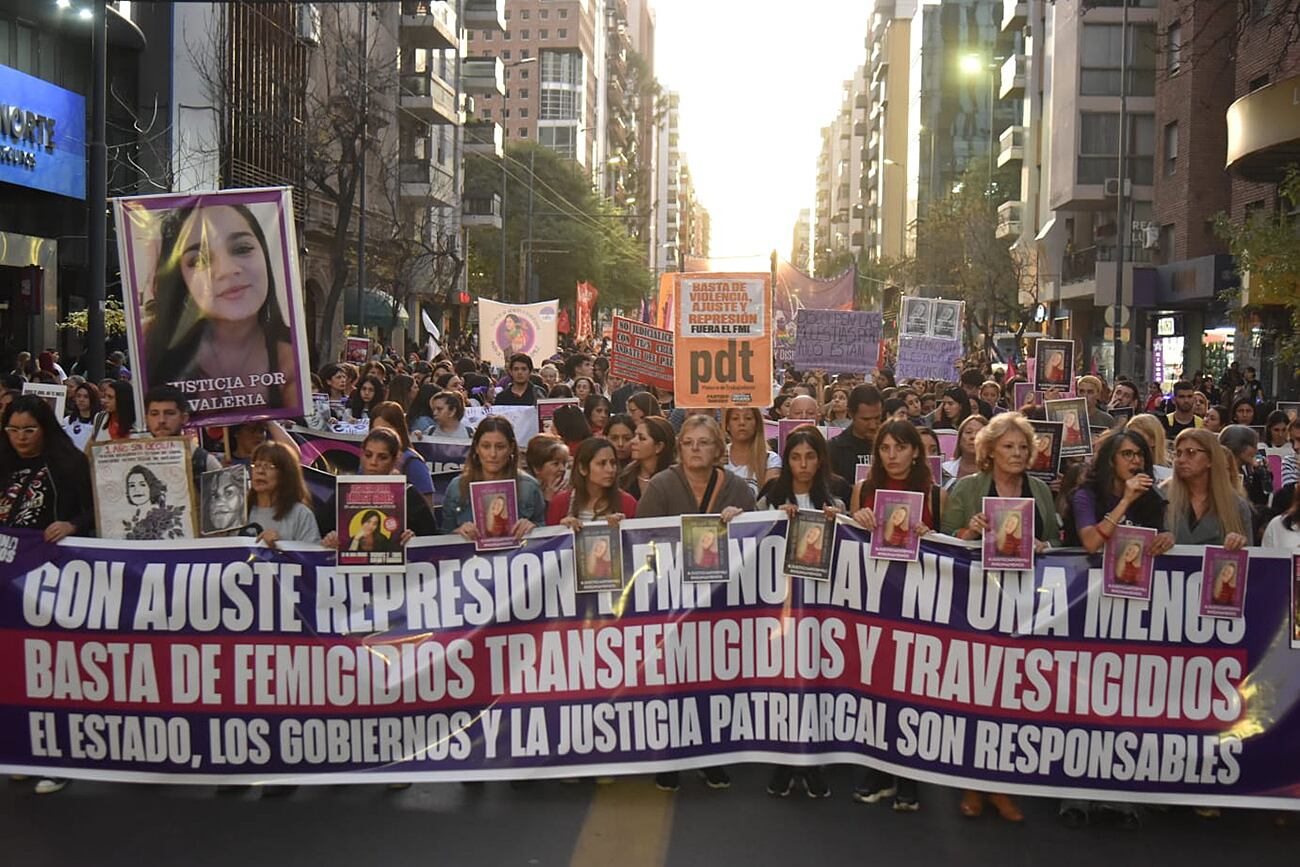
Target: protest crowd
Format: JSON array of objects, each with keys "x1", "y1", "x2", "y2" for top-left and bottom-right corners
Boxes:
[{"x1": 4, "y1": 316, "x2": 1299, "y2": 828}]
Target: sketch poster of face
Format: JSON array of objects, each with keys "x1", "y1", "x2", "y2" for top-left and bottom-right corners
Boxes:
[
  {"x1": 90, "y1": 437, "x2": 197, "y2": 540},
  {"x1": 113, "y1": 186, "x2": 312, "y2": 427},
  {"x1": 1027, "y1": 420, "x2": 1064, "y2": 482},
  {"x1": 1102, "y1": 525, "x2": 1157, "y2": 600},
  {"x1": 868, "y1": 490, "x2": 924, "y2": 562},
  {"x1": 200, "y1": 465, "x2": 248, "y2": 536},
  {"x1": 783, "y1": 510, "x2": 834, "y2": 582},
  {"x1": 930, "y1": 300, "x2": 962, "y2": 340},
  {"x1": 1033, "y1": 338, "x2": 1074, "y2": 390},
  {"x1": 1200, "y1": 546, "x2": 1249, "y2": 619},
  {"x1": 574, "y1": 522, "x2": 624, "y2": 593},
  {"x1": 982, "y1": 497, "x2": 1035, "y2": 571},
  {"x1": 900, "y1": 297, "x2": 932, "y2": 338},
  {"x1": 335, "y1": 475, "x2": 406, "y2": 571},
  {"x1": 21, "y1": 382, "x2": 65, "y2": 419},
  {"x1": 681, "y1": 514, "x2": 729, "y2": 582},
  {"x1": 471, "y1": 479, "x2": 520, "y2": 551},
  {"x1": 1045, "y1": 397, "x2": 1092, "y2": 458}
]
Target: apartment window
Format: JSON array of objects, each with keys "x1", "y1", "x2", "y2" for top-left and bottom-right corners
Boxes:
[
  {"x1": 540, "y1": 9, "x2": 549, "y2": 17},
  {"x1": 503, "y1": 108, "x2": 511, "y2": 118},
  {"x1": 1159, "y1": 223, "x2": 1175, "y2": 261},
  {"x1": 558, "y1": 28, "x2": 567, "y2": 38},
  {"x1": 541, "y1": 50, "x2": 583, "y2": 86},
  {"x1": 503, "y1": 50, "x2": 511, "y2": 59},
  {"x1": 1081, "y1": 24, "x2": 1156, "y2": 96},
  {"x1": 539, "y1": 125, "x2": 577, "y2": 159},
  {"x1": 520, "y1": 69, "x2": 530, "y2": 79},
  {"x1": 521, "y1": 9, "x2": 529, "y2": 18},
  {"x1": 540, "y1": 29, "x2": 548, "y2": 39},
  {"x1": 540, "y1": 88, "x2": 579, "y2": 119},
  {"x1": 559, "y1": 8, "x2": 568, "y2": 17},
  {"x1": 1164, "y1": 121, "x2": 1178, "y2": 175},
  {"x1": 1078, "y1": 112, "x2": 1155, "y2": 184},
  {"x1": 484, "y1": 30, "x2": 493, "y2": 41},
  {"x1": 1166, "y1": 21, "x2": 1182, "y2": 73},
  {"x1": 521, "y1": 29, "x2": 530, "y2": 39},
  {"x1": 504, "y1": 89, "x2": 511, "y2": 99},
  {"x1": 520, "y1": 88, "x2": 529, "y2": 98},
  {"x1": 521, "y1": 49, "x2": 531, "y2": 59},
  {"x1": 519, "y1": 127, "x2": 528, "y2": 138},
  {"x1": 482, "y1": 109, "x2": 492, "y2": 119}
]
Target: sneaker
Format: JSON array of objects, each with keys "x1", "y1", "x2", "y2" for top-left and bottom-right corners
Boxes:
[
  {"x1": 654, "y1": 772, "x2": 680, "y2": 792},
  {"x1": 766, "y1": 767, "x2": 794, "y2": 797},
  {"x1": 893, "y1": 778, "x2": 920, "y2": 812},
  {"x1": 699, "y1": 767, "x2": 731, "y2": 790},
  {"x1": 803, "y1": 767, "x2": 830, "y2": 799},
  {"x1": 852, "y1": 769, "x2": 896, "y2": 804},
  {"x1": 34, "y1": 778, "x2": 67, "y2": 795}
]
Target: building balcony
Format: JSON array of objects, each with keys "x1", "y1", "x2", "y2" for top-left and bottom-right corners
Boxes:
[
  {"x1": 855, "y1": 91, "x2": 869, "y2": 109},
  {"x1": 997, "y1": 125, "x2": 1025, "y2": 167},
  {"x1": 400, "y1": 160, "x2": 457, "y2": 208},
  {"x1": 464, "y1": 120, "x2": 503, "y2": 158},
  {"x1": 400, "y1": 1, "x2": 457, "y2": 51},
  {"x1": 463, "y1": 193, "x2": 502, "y2": 229},
  {"x1": 995, "y1": 200, "x2": 1022, "y2": 240},
  {"x1": 1002, "y1": 0, "x2": 1027, "y2": 33},
  {"x1": 999, "y1": 53, "x2": 1026, "y2": 100},
  {"x1": 462, "y1": 0, "x2": 505, "y2": 32},
  {"x1": 463, "y1": 57, "x2": 505, "y2": 96},
  {"x1": 400, "y1": 72, "x2": 458, "y2": 126},
  {"x1": 832, "y1": 209, "x2": 849, "y2": 225},
  {"x1": 1226, "y1": 72, "x2": 1300, "y2": 182},
  {"x1": 853, "y1": 120, "x2": 868, "y2": 137}
]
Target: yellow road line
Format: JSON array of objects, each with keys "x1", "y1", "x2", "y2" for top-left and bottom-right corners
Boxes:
[{"x1": 569, "y1": 782, "x2": 675, "y2": 867}]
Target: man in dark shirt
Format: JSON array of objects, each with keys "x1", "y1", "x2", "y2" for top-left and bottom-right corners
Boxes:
[
  {"x1": 492, "y1": 353, "x2": 543, "y2": 406},
  {"x1": 959, "y1": 368, "x2": 996, "y2": 418},
  {"x1": 1160, "y1": 381, "x2": 1203, "y2": 438},
  {"x1": 829, "y1": 385, "x2": 883, "y2": 483}
]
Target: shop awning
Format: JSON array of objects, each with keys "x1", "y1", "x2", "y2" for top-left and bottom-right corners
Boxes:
[{"x1": 352, "y1": 288, "x2": 410, "y2": 327}]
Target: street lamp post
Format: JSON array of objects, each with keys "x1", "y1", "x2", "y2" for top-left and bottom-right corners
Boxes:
[
  {"x1": 1112, "y1": 1, "x2": 1130, "y2": 382},
  {"x1": 87, "y1": 0, "x2": 107, "y2": 381}
]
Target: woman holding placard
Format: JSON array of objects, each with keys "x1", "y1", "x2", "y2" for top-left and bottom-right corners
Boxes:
[
  {"x1": 941, "y1": 412, "x2": 1061, "y2": 823},
  {"x1": 1162, "y1": 428, "x2": 1251, "y2": 551},
  {"x1": 1065, "y1": 432, "x2": 1173, "y2": 554},
  {"x1": 848, "y1": 420, "x2": 941, "y2": 813},
  {"x1": 548, "y1": 436, "x2": 636, "y2": 526},
  {"x1": 637, "y1": 415, "x2": 755, "y2": 793},
  {"x1": 321, "y1": 428, "x2": 437, "y2": 548},
  {"x1": 441, "y1": 417, "x2": 546, "y2": 539},
  {"x1": 756, "y1": 426, "x2": 843, "y2": 800}
]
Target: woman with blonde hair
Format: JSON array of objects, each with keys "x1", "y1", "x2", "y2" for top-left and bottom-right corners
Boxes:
[
  {"x1": 724, "y1": 407, "x2": 779, "y2": 495},
  {"x1": 1161, "y1": 427, "x2": 1251, "y2": 550},
  {"x1": 1125, "y1": 414, "x2": 1173, "y2": 482},
  {"x1": 941, "y1": 415, "x2": 987, "y2": 489}
]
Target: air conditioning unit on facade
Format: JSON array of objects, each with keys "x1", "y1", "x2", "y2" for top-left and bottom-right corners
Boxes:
[
  {"x1": 1103, "y1": 177, "x2": 1132, "y2": 197},
  {"x1": 297, "y1": 4, "x2": 321, "y2": 45}
]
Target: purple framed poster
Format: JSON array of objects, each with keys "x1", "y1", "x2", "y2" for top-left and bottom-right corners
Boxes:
[
  {"x1": 113, "y1": 186, "x2": 312, "y2": 427},
  {"x1": 1027, "y1": 420, "x2": 1065, "y2": 482},
  {"x1": 471, "y1": 479, "x2": 520, "y2": 551},
  {"x1": 1102, "y1": 525, "x2": 1157, "y2": 600},
  {"x1": 1200, "y1": 547, "x2": 1249, "y2": 619},
  {"x1": 682, "y1": 514, "x2": 729, "y2": 582},
  {"x1": 777, "y1": 419, "x2": 817, "y2": 455},
  {"x1": 783, "y1": 509, "x2": 834, "y2": 582},
  {"x1": 982, "y1": 497, "x2": 1035, "y2": 571},
  {"x1": 934, "y1": 430, "x2": 958, "y2": 460},
  {"x1": 1045, "y1": 397, "x2": 1092, "y2": 459},
  {"x1": 868, "y1": 490, "x2": 924, "y2": 562}
]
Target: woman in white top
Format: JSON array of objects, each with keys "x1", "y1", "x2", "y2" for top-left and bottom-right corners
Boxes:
[
  {"x1": 1262, "y1": 495, "x2": 1300, "y2": 548},
  {"x1": 724, "y1": 407, "x2": 780, "y2": 495}
]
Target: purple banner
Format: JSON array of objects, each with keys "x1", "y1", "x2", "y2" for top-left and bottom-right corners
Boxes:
[
  {"x1": 1, "y1": 519, "x2": 1296, "y2": 807},
  {"x1": 896, "y1": 335, "x2": 963, "y2": 381},
  {"x1": 774, "y1": 262, "x2": 856, "y2": 366}
]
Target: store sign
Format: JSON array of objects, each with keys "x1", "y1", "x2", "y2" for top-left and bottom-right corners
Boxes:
[
  {"x1": 0, "y1": 63, "x2": 85, "y2": 199},
  {"x1": 1155, "y1": 314, "x2": 1183, "y2": 337}
]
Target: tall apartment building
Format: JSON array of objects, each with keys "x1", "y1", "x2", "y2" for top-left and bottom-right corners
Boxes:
[
  {"x1": 791, "y1": 209, "x2": 812, "y2": 273},
  {"x1": 1001, "y1": 0, "x2": 1158, "y2": 378},
  {"x1": 812, "y1": 78, "x2": 862, "y2": 275},
  {"x1": 651, "y1": 90, "x2": 707, "y2": 273},
  {"x1": 863, "y1": 1, "x2": 912, "y2": 263}
]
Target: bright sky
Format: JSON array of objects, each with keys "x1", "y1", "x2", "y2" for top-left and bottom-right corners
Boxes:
[{"x1": 651, "y1": 0, "x2": 874, "y2": 260}]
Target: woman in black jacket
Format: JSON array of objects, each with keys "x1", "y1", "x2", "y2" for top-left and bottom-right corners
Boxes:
[{"x1": 0, "y1": 395, "x2": 94, "y2": 541}]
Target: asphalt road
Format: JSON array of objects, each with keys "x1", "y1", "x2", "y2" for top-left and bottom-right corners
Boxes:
[{"x1": 2, "y1": 766, "x2": 1294, "y2": 866}]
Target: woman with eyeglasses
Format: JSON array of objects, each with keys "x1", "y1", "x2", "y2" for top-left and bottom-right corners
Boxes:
[
  {"x1": 1162, "y1": 428, "x2": 1251, "y2": 551},
  {"x1": 247, "y1": 442, "x2": 321, "y2": 546},
  {"x1": 1125, "y1": 415, "x2": 1174, "y2": 483},
  {"x1": 637, "y1": 415, "x2": 755, "y2": 793}
]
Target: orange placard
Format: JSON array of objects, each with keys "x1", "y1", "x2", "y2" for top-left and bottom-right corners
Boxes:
[{"x1": 672, "y1": 272, "x2": 772, "y2": 408}]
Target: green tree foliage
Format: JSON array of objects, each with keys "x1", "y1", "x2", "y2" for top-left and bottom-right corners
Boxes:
[
  {"x1": 59, "y1": 298, "x2": 127, "y2": 338},
  {"x1": 1213, "y1": 167, "x2": 1300, "y2": 366},
  {"x1": 464, "y1": 141, "x2": 652, "y2": 311},
  {"x1": 906, "y1": 161, "x2": 1034, "y2": 348}
]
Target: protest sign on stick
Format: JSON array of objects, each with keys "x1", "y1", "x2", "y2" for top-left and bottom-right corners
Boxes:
[
  {"x1": 792, "y1": 310, "x2": 883, "y2": 373},
  {"x1": 609, "y1": 316, "x2": 674, "y2": 389},
  {"x1": 113, "y1": 186, "x2": 312, "y2": 427},
  {"x1": 674, "y1": 273, "x2": 772, "y2": 408},
  {"x1": 478, "y1": 299, "x2": 560, "y2": 368},
  {"x1": 896, "y1": 335, "x2": 962, "y2": 381}
]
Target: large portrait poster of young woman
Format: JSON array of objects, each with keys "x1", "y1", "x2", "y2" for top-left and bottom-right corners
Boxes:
[{"x1": 113, "y1": 187, "x2": 312, "y2": 427}]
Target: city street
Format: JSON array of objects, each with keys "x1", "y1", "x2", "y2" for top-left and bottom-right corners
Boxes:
[{"x1": 3, "y1": 766, "x2": 1295, "y2": 866}]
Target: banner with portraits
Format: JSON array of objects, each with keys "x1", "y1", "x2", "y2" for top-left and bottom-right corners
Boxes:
[
  {"x1": 478, "y1": 298, "x2": 560, "y2": 368},
  {"x1": 113, "y1": 187, "x2": 312, "y2": 427},
  {"x1": 2, "y1": 519, "x2": 1298, "y2": 809}
]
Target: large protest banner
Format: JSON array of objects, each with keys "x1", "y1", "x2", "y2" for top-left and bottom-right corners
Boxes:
[
  {"x1": 897, "y1": 335, "x2": 963, "y2": 381},
  {"x1": 478, "y1": 299, "x2": 560, "y2": 368},
  {"x1": 113, "y1": 187, "x2": 313, "y2": 427},
  {"x1": 793, "y1": 310, "x2": 883, "y2": 373},
  {"x1": 773, "y1": 262, "x2": 855, "y2": 366},
  {"x1": 1, "y1": 516, "x2": 1297, "y2": 808},
  {"x1": 609, "y1": 316, "x2": 674, "y2": 389},
  {"x1": 674, "y1": 273, "x2": 772, "y2": 408}
]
